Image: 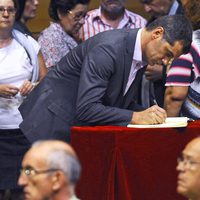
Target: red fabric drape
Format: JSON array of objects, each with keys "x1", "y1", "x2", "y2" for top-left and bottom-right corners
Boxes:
[{"x1": 71, "y1": 121, "x2": 200, "y2": 200}]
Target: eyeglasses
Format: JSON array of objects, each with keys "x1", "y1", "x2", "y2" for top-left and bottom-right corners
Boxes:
[
  {"x1": 0, "y1": 7, "x2": 16, "y2": 15},
  {"x1": 68, "y1": 10, "x2": 89, "y2": 22},
  {"x1": 20, "y1": 167, "x2": 61, "y2": 178},
  {"x1": 177, "y1": 156, "x2": 200, "y2": 169}
]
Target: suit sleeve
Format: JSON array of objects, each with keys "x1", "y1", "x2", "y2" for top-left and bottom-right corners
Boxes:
[{"x1": 75, "y1": 45, "x2": 133, "y2": 126}]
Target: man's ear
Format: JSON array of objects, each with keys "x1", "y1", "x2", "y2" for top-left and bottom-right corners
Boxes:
[
  {"x1": 151, "y1": 27, "x2": 164, "y2": 40},
  {"x1": 52, "y1": 171, "x2": 66, "y2": 191}
]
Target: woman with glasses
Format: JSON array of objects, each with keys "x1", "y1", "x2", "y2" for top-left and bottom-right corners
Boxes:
[
  {"x1": 38, "y1": 0, "x2": 90, "y2": 68},
  {"x1": 0, "y1": 0, "x2": 46, "y2": 198}
]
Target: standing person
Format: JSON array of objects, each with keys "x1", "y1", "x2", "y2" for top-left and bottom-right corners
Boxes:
[
  {"x1": 80, "y1": 0, "x2": 146, "y2": 41},
  {"x1": 0, "y1": 0, "x2": 47, "y2": 198},
  {"x1": 140, "y1": 0, "x2": 183, "y2": 24},
  {"x1": 177, "y1": 137, "x2": 200, "y2": 200},
  {"x1": 18, "y1": 140, "x2": 81, "y2": 200},
  {"x1": 139, "y1": 0, "x2": 184, "y2": 108},
  {"x1": 19, "y1": 15, "x2": 192, "y2": 143},
  {"x1": 38, "y1": 0, "x2": 90, "y2": 68},
  {"x1": 164, "y1": 0, "x2": 200, "y2": 119},
  {"x1": 14, "y1": 0, "x2": 39, "y2": 36}
]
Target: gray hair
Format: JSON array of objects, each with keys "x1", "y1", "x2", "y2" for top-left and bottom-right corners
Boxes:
[
  {"x1": 48, "y1": 150, "x2": 81, "y2": 185},
  {"x1": 32, "y1": 141, "x2": 81, "y2": 185}
]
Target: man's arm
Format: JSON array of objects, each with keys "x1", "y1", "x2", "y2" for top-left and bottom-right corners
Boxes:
[
  {"x1": 164, "y1": 86, "x2": 189, "y2": 117},
  {"x1": 76, "y1": 45, "x2": 166, "y2": 125}
]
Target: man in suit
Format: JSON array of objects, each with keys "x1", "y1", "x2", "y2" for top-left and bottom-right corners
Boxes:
[
  {"x1": 139, "y1": 0, "x2": 184, "y2": 108},
  {"x1": 19, "y1": 15, "x2": 192, "y2": 143},
  {"x1": 176, "y1": 137, "x2": 200, "y2": 200},
  {"x1": 18, "y1": 140, "x2": 81, "y2": 200}
]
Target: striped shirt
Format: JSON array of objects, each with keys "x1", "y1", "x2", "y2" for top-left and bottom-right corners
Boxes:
[
  {"x1": 166, "y1": 30, "x2": 200, "y2": 87},
  {"x1": 166, "y1": 30, "x2": 200, "y2": 119},
  {"x1": 80, "y1": 8, "x2": 146, "y2": 41}
]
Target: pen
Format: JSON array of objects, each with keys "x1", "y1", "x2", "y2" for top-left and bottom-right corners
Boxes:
[
  {"x1": 153, "y1": 99, "x2": 158, "y2": 105},
  {"x1": 187, "y1": 118, "x2": 195, "y2": 122}
]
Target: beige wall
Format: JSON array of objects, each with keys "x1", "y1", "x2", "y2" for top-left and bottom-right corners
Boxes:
[{"x1": 27, "y1": 0, "x2": 150, "y2": 33}]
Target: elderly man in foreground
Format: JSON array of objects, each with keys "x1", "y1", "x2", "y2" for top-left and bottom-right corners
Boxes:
[
  {"x1": 177, "y1": 137, "x2": 200, "y2": 200},
  {"x1": 18, "y1": 140, "x2": 81, "y2": 200}
]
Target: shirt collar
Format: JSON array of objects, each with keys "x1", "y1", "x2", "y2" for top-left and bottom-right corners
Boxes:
[
  {"x1": 168, "y1": 0, "x2": 179, "y2": 15},
  {"x1": 133, "y1": 28, "x2": 145, "y2": 64},
  {"x1": 91, "y1": 7, "x2": 133, "y2": 27}
]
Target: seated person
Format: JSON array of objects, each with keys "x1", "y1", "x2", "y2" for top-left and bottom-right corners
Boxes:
[
  {"x1": 164, "y1": 0, "x2": 200, "y2": 119},
  {"x1": 18, "y1": 140, "x2": 81, "y2": 200},
  {"x1": 177, "y1": 137, "x2": 200, "y2": 200}
]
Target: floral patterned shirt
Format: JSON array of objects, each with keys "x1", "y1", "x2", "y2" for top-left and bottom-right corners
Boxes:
[{"x1": 38, "y1": 22, "x2": 77, "y2": 68}]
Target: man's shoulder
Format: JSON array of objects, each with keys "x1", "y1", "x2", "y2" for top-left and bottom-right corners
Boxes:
[{"x1": 91, "y1": 28, "x2": 138, "y2": 40}]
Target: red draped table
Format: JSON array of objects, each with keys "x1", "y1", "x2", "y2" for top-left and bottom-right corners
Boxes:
[{"x1": 71, "y1": 120, "x2": 200, "y2": 200}]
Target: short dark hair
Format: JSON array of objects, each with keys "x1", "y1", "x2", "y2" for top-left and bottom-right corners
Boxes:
[
  {"x1": 146, "y1": 15, "x2": 193, "y2": 54},
  {"x1": 49, "y1": 0, "x2": 90, "y2": 21}
]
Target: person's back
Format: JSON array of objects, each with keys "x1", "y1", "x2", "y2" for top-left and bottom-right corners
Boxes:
[{"x1": 80, "y1": 0, "x2": 146, "y2": 41}]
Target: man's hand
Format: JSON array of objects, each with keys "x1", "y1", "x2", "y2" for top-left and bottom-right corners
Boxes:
[
  {"x1": 131, "y1": 105, "x2": 167, "y2": 125},
  {"x1": 0, "y1": 84, "x2": 19, "y2": 98},
  {"x1": 145, "y1": 64, "x2": 163, "y2": 81}
]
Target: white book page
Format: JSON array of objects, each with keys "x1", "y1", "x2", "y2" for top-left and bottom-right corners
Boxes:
[{"x1": 127, "y1": 117, "x2": 189, "y2": 128}]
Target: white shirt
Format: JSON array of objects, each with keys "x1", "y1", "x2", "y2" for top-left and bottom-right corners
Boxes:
[
  {"x1": 0, "y1": 37, "x2": 39, "y2": 129},
  {"x1": 124, "y1": 29, "x2": 146, "y2": 95}
]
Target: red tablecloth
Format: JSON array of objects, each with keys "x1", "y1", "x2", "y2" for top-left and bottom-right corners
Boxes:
[{"x1": 71, "y1": 120, "x2": 200, "y2": 200}]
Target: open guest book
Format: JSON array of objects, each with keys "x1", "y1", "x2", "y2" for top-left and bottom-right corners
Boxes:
[{"x1": 127, "y1": 117, "x2": 192, "y2": 128}]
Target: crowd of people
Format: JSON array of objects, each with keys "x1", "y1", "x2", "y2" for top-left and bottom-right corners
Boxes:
[{"x1": 0, "y1": 0, "x2": 200, "y2": 199}]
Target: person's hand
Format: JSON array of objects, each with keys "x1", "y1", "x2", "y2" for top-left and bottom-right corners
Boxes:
[
  {"x1": 19, "y1": 80, "x2": 36, "y2": 96},
  {"x1": 131, "y1": 105, "x2": 167, "y2": 125},
  {"x1": 0, "y1": 84, "x2": 19, "y2": 98},
  {"x1": 145, "y1": 64, "x2": 163, "y2": 81}
]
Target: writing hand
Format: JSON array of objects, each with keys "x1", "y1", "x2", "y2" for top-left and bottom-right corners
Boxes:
[{"x1": 131, "y1": 105, "x2": 167, "y2": 125}]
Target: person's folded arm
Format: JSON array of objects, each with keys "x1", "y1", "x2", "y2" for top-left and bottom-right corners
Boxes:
[{"x1": 164, "y1": 86, "x2": 189, "y2": 117}]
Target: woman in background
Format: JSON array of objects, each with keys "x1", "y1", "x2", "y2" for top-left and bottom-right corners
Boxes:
[
  {"x1": 14, "y1": 0, "x2": 39, "y2": 36},
  {"x1": 164, "y1": 0, "x2": 200, "y2": 119},
  {"x1": 0, "y1": 0, "x2": 46, "y2": 198},
  {"x1": 38, "y1": 0, "x2": 90, "y2": 68}
]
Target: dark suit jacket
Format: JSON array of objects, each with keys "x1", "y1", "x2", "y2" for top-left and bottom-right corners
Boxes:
[{"x1": 19, "y1": 29, "x2": 145, "y2": 143}]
